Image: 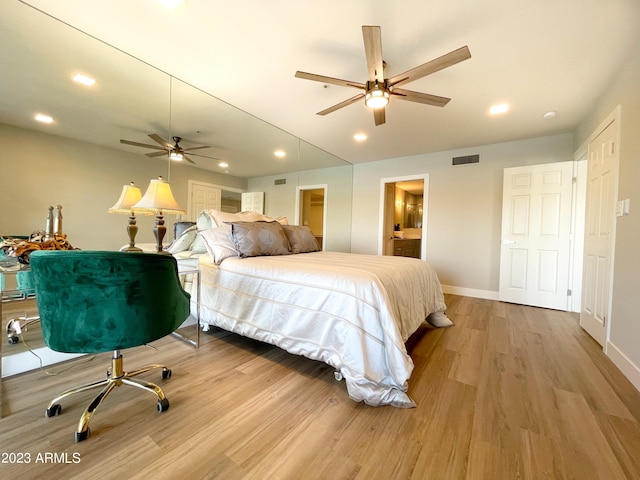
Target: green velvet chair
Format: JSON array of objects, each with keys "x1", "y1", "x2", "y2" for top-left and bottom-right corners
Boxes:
[{"x1": 30, "y1": 250, "x2": 191, "y2": 442}]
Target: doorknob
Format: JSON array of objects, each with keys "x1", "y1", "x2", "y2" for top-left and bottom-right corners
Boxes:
[{"x1": 502, "y1": 239, "x2": 516, "y2": 245}]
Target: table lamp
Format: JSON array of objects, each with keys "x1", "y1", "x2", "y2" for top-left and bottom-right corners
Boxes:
[
  {"x1": 133, "y1": 176, "x2": 185, "y2": 254},
  {"x1": 108, "y1": 182, "x2": 148, "y2": 252}
]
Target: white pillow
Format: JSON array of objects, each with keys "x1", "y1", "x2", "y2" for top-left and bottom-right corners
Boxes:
[
  {"x1": 209, "y1": 209, "x2": 271, "y2": 226},
  {"x1": 167, "y1": 225, "x2": 197, "y2": 254},
  {"x1": 199, "y1": 225, "x2": 239, "y2": 264}
]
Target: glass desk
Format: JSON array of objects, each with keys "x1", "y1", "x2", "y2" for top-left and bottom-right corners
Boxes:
[{"x1": 171, "y1": 258, "x2": 201, "y2": 349}]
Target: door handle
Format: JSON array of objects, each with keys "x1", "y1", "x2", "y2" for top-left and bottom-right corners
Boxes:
[{"x1": 502, "y1": 239, "x2": 516, "y2": 245}]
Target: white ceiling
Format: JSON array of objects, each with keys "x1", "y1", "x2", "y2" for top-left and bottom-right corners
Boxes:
[{"x1": 14, "y1": 0, "x2": 640, "y2": 165}]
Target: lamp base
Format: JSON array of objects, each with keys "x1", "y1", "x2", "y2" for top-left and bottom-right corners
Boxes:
[
  {"x1": 152, "y1": 214, "x2": 172, "y2": 255},
  {"x1": 119, "y1": 245, "x2": 143, "y2": 252}
]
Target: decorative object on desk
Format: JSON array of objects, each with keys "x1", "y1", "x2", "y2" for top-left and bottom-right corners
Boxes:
[
  {"x1": 108, "y1": 181, "x2": 150, "y2": 252},
  {"x1": 44, "y1": 205, "x2": 54, "y2": 240},
  {"x1": 133, "y1": 176, "x2": 185, "y2": 254},
  {"x1": 53, "y1": 204, "x2": 63, "y2": 235}
]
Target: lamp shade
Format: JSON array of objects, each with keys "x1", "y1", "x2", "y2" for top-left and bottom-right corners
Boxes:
[
  {"x1": 108, "y1": 182, "x2": 142, "y2": 214},
  {"x1": 133, "y1": 176, "x2": 185, "y2": 215}
]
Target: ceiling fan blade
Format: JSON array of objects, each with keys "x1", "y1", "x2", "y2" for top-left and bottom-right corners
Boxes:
[
  {"x1": 391, "y1": 88, "x2": 451, "y2": 107},
  {"x1": 182, "y1": 154, "x2": 196, "y2": 164},
  {"x1": 148, "y1": 133, "x2": 172, "y2": 149},
  {"x1": 188, "y1": 152, "x2": 221, "y2": 160},
  {"x1": 295, "y1": 71, "x2": 366, "y2": 90},
  {"x1": 182, "y1": 145, "x2": 211, "y2": 152},
  {"x1": 145, "y1": 151, "x2": 168, "y2": 158},
  {"x1": 120, "y1": 139, "x2": 165, "y2": 150},
  {"x1": 388, "y1": 45, "x2": 471, "y2": 88},
  {"x1": 373, "y1": 107, "x2": 386, "y2": 126},
  {"x1": 362, "y1": 25, "x2": 384, "y2": 82},
  {"x1": 317, "y1": 93, "x2": 365, "y2": 116}
]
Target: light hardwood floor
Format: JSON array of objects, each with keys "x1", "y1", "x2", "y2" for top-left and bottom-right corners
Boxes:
[{"x1": 1, "y1": 294, "x2": 639, "y2": 479}]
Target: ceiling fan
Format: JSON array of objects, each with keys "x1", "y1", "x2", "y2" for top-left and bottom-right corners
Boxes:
[
  {"x1": 120, "y1": 134, "x2": 214, "y2": 164},
  {"x1": 295, "y1": 25, "x2": 471, "y2": 126}
]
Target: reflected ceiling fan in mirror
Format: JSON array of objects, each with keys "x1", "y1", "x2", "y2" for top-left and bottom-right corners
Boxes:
[
  {"x1": 120, "y1": 134, "x2": 215, "y2": 164},
  {"x1": 295, "y1": 25, "x2": 471, "y2": 126}
]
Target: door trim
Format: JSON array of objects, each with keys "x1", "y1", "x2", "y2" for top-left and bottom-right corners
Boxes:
[{"x1": 378, "y1": 174, "x2": 429, "y2": 260}]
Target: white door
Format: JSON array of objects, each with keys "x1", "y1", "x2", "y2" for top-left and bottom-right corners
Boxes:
[
  {"x1": 580, "y1": 119, "x2": 618, "y2": 345},
  {"x1": 188, "y1": 181, "x2": 221, "y2": 221},
  {"x1": 241, "y1": 191, "x2": 265, "y2": 213},
  {"x1": 499, "y1": 161, "x2": 574, "y2": 310}
]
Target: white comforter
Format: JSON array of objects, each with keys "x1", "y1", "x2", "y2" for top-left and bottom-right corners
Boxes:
[{"x1": 197, "y1": 251, "x2": 451, "y2": 407}]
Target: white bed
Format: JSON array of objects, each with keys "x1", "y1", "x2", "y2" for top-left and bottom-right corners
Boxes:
[{"x1": 196, "y1": 250, "x2": 451, "y2": 408}]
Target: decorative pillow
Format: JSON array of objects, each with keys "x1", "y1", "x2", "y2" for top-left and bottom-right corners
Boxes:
[
  {"x1": 281, "y1": 225, "x2": 320, "y2": 254},
  {"x1": 199, "y1": 225, "x2": 239, "y2": 264},
  {"x1": 167, "y1": 225, "x2": 197, "y2": 254},
  {"x1": 229, "y1": 221, "x2": 291, "y2": 258},
  {"x1": 209, "y1": 209, "x2": 271, "y2": 227},
  {"x1": 197, "y1": 211, "x2": 215, "y2": 230}
]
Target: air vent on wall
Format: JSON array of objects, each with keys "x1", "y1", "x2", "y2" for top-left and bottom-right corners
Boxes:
[
  {"x1": 452, "y1": 154, "x2": 480, "y2": 166},
  {"x1": 274, "y1": 178, "x2": 287, "y2": 185}
]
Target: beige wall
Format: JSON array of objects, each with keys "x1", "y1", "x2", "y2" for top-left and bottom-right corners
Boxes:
[
  {"x1": 350, "y1": 134, "x2": 574, "y2": 295},
  {"x1": 574, "y1": 47, "x2": 640, "y2": 380},
  {"x1": 0, "y1": 123, "x2": 246, "y2": 250}
]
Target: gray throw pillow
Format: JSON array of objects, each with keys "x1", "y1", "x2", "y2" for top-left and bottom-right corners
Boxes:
[
  {"x1": 281, "y1": 225, "x2": 320, "y2": 254},
  {"x1": 229, "y1": 221, "x2": 291, "y2": 258}
]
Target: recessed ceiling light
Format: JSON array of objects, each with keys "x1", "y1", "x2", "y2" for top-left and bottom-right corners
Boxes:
[
  {"x1": 543, "y1": 111, "x2": 557, "y2": 119},
  {"x1": 354, "y1": 133, "x2": 367, "y2": 142},
  {"x1": 489, "y1": 103, "x2": 509, "y2": 115},
  {"x1": 73, "y1": 73, "x2": 96, "y2": 87},
  {"x1": 274, "y1": 150, "x2": 286, "y2": 158},
  {"x1": 35, "y1": 113, "x2": 54, "y2": 124},
  {"x1": 157, "y1": 0, "x2": 182, "y2": 10},
  {"x1": 218, "y1": 161, "x2": 229, "y2": 168}
]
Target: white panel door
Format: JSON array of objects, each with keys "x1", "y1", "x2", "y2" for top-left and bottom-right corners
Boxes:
[
  {"x1": 580, "y1": 119, "x2": 618, "y2": 346},
  {"x1": 241, "y1": 191, "x2": 264, "y2": 214},
  {"x1": 499, "y1": 161, "x2": 574, "y2": 310},
  {"x1": 188, "y1": 182, "x2": 221, "y2": 221}
]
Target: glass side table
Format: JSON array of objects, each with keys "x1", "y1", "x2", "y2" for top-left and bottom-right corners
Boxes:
[{"x1": 172, "y1": 258, "x2": 201, "y2": 348}]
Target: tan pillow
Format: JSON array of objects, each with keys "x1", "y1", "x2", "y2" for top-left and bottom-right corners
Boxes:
[
  {"x1": 209, "y1": 210, "x2": 271, "y2": 226},
  {"x1": 229, "y1": 221, "x2": 291, "y2": 258},
  {"x1": 281, "y1": 225, "x2": 320, "y2": 254}
]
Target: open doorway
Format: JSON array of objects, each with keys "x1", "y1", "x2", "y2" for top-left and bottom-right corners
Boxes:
[
  {"x1": 296, "y1": 185, "x2": 327, "y2": 250},
  {"x1": 379, "y1": 175, "x2": 428, "y2": 259}
]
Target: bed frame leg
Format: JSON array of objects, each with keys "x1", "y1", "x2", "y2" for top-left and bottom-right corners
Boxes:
[{"x1": 333, "y1": 371, "x2": 343, "y2": 382}]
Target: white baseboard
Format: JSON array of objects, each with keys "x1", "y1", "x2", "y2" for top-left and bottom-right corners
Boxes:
[
  {"x1": 606, "y1": 340, "x2": 640, "y2": 392},
  {"x1": 2, "y1": 348, "x2": 83, "y2": 378},
  {"x1": 441, "y1": 285, "x2": 499, "y2": 301}
]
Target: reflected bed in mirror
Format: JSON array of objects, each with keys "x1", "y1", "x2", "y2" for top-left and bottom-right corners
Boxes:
[{"x1": 0, "y1": 1, "x2": 352, "y2": 383}]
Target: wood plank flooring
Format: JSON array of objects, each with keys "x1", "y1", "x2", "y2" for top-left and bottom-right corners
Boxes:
[{"x1": 0, "y1": 294, "x2": 639, "y2": 479}]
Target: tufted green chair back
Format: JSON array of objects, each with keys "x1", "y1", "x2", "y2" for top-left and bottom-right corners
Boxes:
[{"x1": 30, "y1": 250, "x2": 190, "y2": 353}]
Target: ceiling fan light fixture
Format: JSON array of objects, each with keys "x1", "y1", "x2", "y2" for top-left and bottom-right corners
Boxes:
[
  {"x1": 365, "y1": 87, "x2": 390, "y2": 109},
  {"x1": 169, "y1": 151, "x2": 184, "y2": 161}
]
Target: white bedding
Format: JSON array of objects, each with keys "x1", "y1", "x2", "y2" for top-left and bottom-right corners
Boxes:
[{"x1": 197, "y1": 251, "x2": 451, "y2": 407}]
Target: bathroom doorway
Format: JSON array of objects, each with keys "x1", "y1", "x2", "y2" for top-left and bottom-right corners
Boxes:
[
  {"x1": 379, "y1": 175, "x2": 428, "y2": 259},
  {"x1": 296, "y1": 185, "x2": 327, "y2": 250}
]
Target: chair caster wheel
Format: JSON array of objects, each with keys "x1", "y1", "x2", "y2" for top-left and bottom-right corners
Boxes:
[
  {"x1": 45, "y1": 404, "x2": 62, "y2": 417},
  {"x1": 157, "y1": 398, "x2": 170, "y2": 413},
  {"x1": 8, "y1": 336, "x2": 19, "y2": 345},
  {"x1": 75, "y1": 429, "x2": 90, "y2": 443},
  {"x1": 162, "y1": 368, "x2": 172, "y2": 380},
  {"x1": 334, "y1": 371, "x2": 343, "y2": 382}
]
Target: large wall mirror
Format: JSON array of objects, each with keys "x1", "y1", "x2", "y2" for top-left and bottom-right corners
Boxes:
[{"x1": 0, "y1": 1, "x2": 352, "y2": 401}]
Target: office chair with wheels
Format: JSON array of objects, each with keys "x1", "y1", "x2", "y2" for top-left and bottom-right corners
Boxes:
[{"x1": 30, "y1": 250, "x2": 190, "y2": 442}]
